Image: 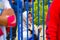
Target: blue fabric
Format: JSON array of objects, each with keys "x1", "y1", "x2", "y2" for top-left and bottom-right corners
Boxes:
[{"x1": 28, "y1": 35, "x2": 34, "y2": 40}]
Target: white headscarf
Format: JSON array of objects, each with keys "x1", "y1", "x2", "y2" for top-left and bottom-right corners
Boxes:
[
  {"x1": 23, "y1": 11, "x2": 32, "y2": 40},
  {"x1": 23, "y1": 11, "x2": 31, "y2": 30},
  {"x1": 23, "y1": 11, "x2": 27, "y2": 31},
  {"x1": 23, "y1": 11, "x2": 39, "y2": 36}
]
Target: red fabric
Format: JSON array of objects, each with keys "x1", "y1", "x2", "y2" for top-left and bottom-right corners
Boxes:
[
  {"x1": 6, "y1": 27, "x2": 10, "y2": 33},
  {"x1": 46, "y1": 0, "x2": 60, "y2": 40},
  {"x1": 0, "y1": 28, "x2": 3, "y2": 36},
  {"x1": 7, "y1": 15, "x2": 16, "y2": 32},
  {"x1": 0, "y1": 15, "x2": 16, "y2": 36},
  {"x1": 8, "y1": 15, "x2": 16, "y2": 27}
]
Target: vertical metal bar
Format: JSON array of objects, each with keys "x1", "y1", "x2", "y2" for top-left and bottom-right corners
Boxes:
[
  {"x1": 17, "y1": 0, "x2": 20, "y2": 40},
  {"x1": 42, "y1": 0, "x2": 44, "y2": 40},
  {"x1": 10, "y1": 27, "x2": 12, "y2": 40},
  {"x1": 17, "y1": 0, "x2": 23, "y2": 40},
  {"x1": 47, "y1": 0, "x2": 50, "y2": 22},
  {"x1": 20, "y1": 0, "x2": 23, "y2": 40},
  {"x1": 38, "y1": 0, "x2": 40, "y2": 40},
  {"x1": 32, "y1": 0, "x2": 34, "y2": 40},
  {"x1": 25, "y1": 0, "x2": 29, "y2": 40},
  {"x1": 48, "y1": 0, "x2": 50, "y2": 23},
  {"x1": 48, "y1": 0, "x2": 50, "y2": 8}
]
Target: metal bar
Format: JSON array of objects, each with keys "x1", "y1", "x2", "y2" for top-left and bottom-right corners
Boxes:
[
  {"x1": 38, "y1": 0, "x2": 40, "y2": 40},
  {"x1": 38, "y1": 0, "x2": 40, "y2": 27},
  {"x1": 32, "y1": 0, "x2": 34, "y2": 40},
  {"x1": 48, "y1": 0, "x2": 50, "y2": 8},
  {"x1": 42, "y1": 0, "x2": 44, "y2": 40},
  {"x1": 18, "y1": 0, "x2": 23, "y2": 40},
  {"x1": 17, "y1": 0, "x2": 21, "y2": 40},
  {"x1": 10, "y1": 27, "x2": 12, "y2": 40},
  {"x1": 38, "y1": 0, "x2": 40, "y2": 25},
  {"x1": 20, "y1": 1, "x2": 23, "y2": 40}
]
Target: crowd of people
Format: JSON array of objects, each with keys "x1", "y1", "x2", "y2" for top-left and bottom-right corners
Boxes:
[{"x1": 0, "y1": 0, "x2": 59, "y2": 40}]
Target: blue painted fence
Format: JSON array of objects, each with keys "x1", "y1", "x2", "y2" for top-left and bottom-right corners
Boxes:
[{"x1": 9, "y1": 0, "x2": 50, "y2": 40}]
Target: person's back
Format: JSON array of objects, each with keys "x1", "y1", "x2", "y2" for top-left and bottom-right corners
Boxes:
[{"x1": 46, "y1": 0, "x2": 60, "y2": 40}]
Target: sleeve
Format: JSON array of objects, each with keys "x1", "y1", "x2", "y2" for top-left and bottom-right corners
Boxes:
[
  {"x1": 46, "y1": 0, "x2": 60, "y2": 40},
  {"x1": 2, "y1": 0, "x2": 11, "y2": 9}
]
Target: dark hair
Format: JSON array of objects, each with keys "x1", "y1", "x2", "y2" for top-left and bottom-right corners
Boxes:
[{"x1": 28, "y1": 12, "x2": 32, "y2": 16}]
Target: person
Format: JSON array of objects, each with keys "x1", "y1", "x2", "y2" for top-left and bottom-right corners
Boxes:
[
  {"x1": 21, "y1": 11, "x2": 42, "y2": 40},
  {"x1": 0, "y1": 0, "x2": 16, "y2": 40},
  {"x1": 46, "y1": 0, "x2": 60, "y2": 40},
  {"x1": 22, "y1": 11, "x2": 33, "y2": 40},
  {"x1": 28, "y1": 11, "x2": 42, "y2": 40}
]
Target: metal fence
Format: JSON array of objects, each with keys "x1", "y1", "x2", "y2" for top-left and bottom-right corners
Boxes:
[{"x1": 9, "y1": 0, "x2": 51, "y2": 40}]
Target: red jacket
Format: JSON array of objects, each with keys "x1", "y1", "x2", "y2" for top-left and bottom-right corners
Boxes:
[{"x1": 46, "y1": 0, "x2": 60, "y2": 40}]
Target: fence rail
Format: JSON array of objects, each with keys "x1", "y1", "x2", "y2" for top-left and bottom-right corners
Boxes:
[{"x1": 9, "y1": 0, "x2": 50, "y2": 40}]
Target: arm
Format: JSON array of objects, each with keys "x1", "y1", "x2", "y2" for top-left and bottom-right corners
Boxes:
[
  {"x1": 0, "y1": 0, "x2": 16, "y2": 27},
  {"x1": 0, "y1": 9, "x2": 16, "y2": 26},
  {"x1": 46, "y1": 0, "x2": 60, "y2": 40},
  {"x1": 0, "y1": 15, "x2": 7, "y2": 26}
]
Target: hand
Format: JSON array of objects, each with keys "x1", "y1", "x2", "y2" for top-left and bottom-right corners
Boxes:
[
  {"x1": 38, "y1": 25, "x2": 42, "y2": 32},
  {"x1": 0, "y1": 9, "x2": 16, "y2": 27}
]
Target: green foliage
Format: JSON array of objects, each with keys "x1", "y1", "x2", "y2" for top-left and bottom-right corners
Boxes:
[{"x1": 34, "y1": 0, "x2": 48, "y2": 25}]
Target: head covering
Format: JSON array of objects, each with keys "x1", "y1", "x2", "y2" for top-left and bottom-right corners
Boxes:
[
  {"x1": 23, "y1": 11, "x2": 31, "y2": 30},
  {"x1": 23, "y1": 11, "x2": 27, "y2": 20},
  {"x1": 23, "y1": 11, "x2": 32, "y2": 40},
  {"x1": 23, "y1": 11, "x2": 28, "y2": 30}
]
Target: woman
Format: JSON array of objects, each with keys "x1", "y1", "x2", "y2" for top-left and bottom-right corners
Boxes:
[{"x1": 22, "y1": 11, "x2": 42, "y2": 40}]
